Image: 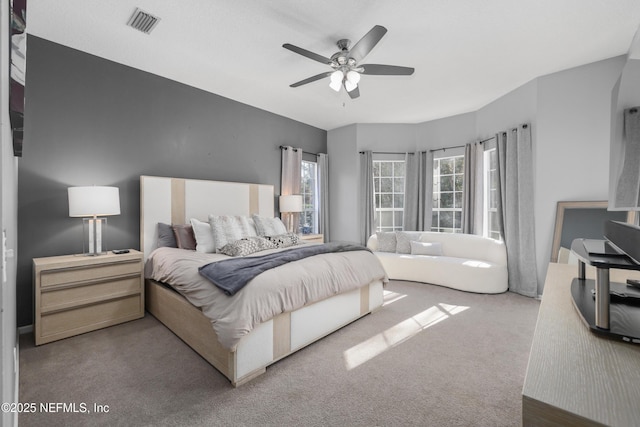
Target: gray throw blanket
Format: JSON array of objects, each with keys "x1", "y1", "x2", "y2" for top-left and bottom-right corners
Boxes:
[{"x1": 199, "y1": 242, "x2": 369, "y2": 296}]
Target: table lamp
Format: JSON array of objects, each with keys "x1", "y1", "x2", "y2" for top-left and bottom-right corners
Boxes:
[
  {"x1": 279, "y1": 194, "x2": 303, "y2": 233},
  {"x1": 68, "y1": 186, "x2": 121, "y2": 255}
]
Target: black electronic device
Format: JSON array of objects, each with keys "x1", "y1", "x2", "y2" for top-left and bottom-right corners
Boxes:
[{"x1": 112, "y1": 249, "x2": 130, "y2": 254}]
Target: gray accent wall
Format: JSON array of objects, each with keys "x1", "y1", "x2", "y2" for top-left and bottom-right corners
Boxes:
[{"x1": 17, "y1": 36, "x2": 326, "y2": 327}]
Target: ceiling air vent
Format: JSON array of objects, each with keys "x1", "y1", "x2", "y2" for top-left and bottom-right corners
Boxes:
[{"x1": 127, "y1": 8, "x2": 160, "y2": 34}]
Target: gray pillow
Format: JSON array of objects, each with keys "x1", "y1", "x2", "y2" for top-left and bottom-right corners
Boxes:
[
  {"x1": 218, "y1": 236, "x2": 277, "y2": 257},
  {"x1": 158, "y1": 223, "x2": 178, "y2": 248},
  {"x1": 375, "y1": 232, "x2": 397, "y2": 252},
  {"x1": 410, "y1": 240, "x2": 443, "y2": 256},
  {"x1": 396, "y1": 231, "x2": 423, "y2": 254}
]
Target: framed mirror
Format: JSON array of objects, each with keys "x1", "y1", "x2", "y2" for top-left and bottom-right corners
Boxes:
[{"x1": 551, "y1": 201, "x2": 637, "y2": 262}]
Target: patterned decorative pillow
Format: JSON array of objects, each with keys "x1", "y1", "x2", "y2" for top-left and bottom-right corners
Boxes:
[
  {"x1": 157, "y1": 223, "x2": 178, "y2": 248},
  {"x1": 208, "y1": 215, "x2": 257, "y2": 252},
  {"x1": 264, "y1": 232, "x2": 300, "y2": 248},
  {"x1": 410, "y1": 240, "x2": 443, "y2": 256},
  {"x1": 190, "y1": 218, "x2": 215, "y2": 253},
  {"x1": 252, "y1": 215, "x2": 288, "y2": 236},
  {"x1": 375, "y1": 231, "x2": 397, "y2": 252},
  {"x1": 218, "y1": 236, "x2": 277, "y2": 257},
  {"x1": 172, "y1": 224, "x2": 196, "y2": 250},
  {"x1": 395, "y1": 231, "x2": 423, "y2": 254}
]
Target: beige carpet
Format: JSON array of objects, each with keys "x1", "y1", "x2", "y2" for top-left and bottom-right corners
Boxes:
[{"x1": 19, "y1": 280, "x2": 539, "y2": 426}]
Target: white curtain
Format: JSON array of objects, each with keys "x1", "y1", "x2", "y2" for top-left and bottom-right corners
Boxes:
[
  {"x1": 495, "y1": 124, "x2": 538, "y2": 297},
  {"x1": 281, "y1": 146, "x2": 302, "y2": 232},
  {"x1": 403, "y1": 151, "x2": 434, "y2": 231},
  {"x1": 359, "y1": 151, "x2": 374, "y2": 245},
  {"x1": 463, "y1": 142, "x2": 484, "y2": 235},
  {"x1": 317, "y1": 153, "x2": 330, "y2": 241}
]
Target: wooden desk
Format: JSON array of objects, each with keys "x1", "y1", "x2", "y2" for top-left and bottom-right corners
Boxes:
[{"x1": 522, "y1": 263, "x2": 640, "y2": 426}]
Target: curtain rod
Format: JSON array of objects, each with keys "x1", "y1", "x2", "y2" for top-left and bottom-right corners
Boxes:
[
  {"x1": 279, "y1": 145, "x2": 318, "y2": 157},
  {"x1": 429, "y1": 144, "x2": 465, "y2": 153},
  {"x1": 358, "y1": 151, "x2": 414, "y2": 155}
]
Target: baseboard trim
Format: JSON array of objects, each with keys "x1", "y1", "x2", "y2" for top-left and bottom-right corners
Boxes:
[{"x1": 18, "y1": 324, "x2": 33, "y2": 335}]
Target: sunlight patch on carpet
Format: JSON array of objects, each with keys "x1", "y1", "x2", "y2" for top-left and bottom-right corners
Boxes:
[
  {"x1": 382, "y1": 290, "x2": 407, "y2": 306},
  {"x1": 343, "y1": 303, "x2": 469, "y2": 370}
]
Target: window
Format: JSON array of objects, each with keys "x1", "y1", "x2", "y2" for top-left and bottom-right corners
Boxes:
[
  {"x1": 483, "y1": 148, "x2": 501, "y2": 240},
  {"x1": 300, "y1": 160, "x2": 318, "y2": 234},
  {"x1": 432, "y1": 155, "x2": 464, "y2": 233},
  {"x1": 373, "y1": 160, "x2": 405, "y2": 232}
]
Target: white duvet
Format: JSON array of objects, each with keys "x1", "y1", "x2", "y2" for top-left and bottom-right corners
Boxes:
[{"x1": 145, "y1": 245, "x2": 387, "y2": 350}]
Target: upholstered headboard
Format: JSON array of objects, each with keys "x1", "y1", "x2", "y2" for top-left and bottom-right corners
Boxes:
[{"x1": 140, "y1": 175, "x2": 275, "y2": 261}]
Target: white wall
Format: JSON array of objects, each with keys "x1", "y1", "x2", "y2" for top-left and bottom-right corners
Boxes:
[{"x1": 327, "y1": 55, "x2": 628, "y2": 294}]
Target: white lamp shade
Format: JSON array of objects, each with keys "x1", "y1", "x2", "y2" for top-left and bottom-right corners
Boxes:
[
  {"x1": 279, "y1": 195, "x2": 303, "y2": 213},
  {"x1": 68, "y1": 186, "x2": 121, "y2": 217},
  {"x1": 346, "y1": 70, "x2": 361, "y2": 85}
]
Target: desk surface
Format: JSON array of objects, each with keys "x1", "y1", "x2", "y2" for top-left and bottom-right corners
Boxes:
[{"x1": 523, "y1": 263, "x2": 640, "y2": 426}]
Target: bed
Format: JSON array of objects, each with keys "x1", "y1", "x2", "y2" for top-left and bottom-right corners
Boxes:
[{"x1": 140, "y1": 175, "x2": 386, "y2": 386}]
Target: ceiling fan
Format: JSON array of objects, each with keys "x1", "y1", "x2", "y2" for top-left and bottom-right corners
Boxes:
[{"x1": 283, "y1": 25, "x2": 414, "y2": 99}]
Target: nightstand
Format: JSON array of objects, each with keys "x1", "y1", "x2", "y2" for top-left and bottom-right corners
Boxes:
[
  {"x1": 299, "y1": 234, "x2": 324, "y2": 243},
  {"x1": 33, "y1": 250, "x2": 144, "y2": 345}
]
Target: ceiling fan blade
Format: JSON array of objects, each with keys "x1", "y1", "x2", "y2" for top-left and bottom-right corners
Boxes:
[
  {"x1": 360, "y1": 64, "x2": 415, "y2": 76},
  {"x1": 290, "y1": 72, "x2": 333, "y2": 88},
  {"x1": 283, "y1": 43, "x2": 332, "y2": 65},
  {"x1": 349, "y1": 25, "x2": 387, "y2": 62},
  {"x1": 346, "y1": 84, "x2": 360, "y2": 99}
]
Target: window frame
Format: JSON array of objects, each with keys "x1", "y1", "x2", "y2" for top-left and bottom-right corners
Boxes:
[
  {"x1": 431, "y1": 152, "x2": 464, "y2": 234},
  {"x1": 299, "y1": 160, "x2": 319, "y2": 234},
  {"x1": 373, "y1": 158, "x2": 405, "y2": 232}
]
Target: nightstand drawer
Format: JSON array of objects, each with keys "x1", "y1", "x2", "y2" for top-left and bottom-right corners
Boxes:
[
  {"x1": 40, "y1": 276, "x2": 141, "y2": 313},
  {"x1": 40, "y1": 295, "x2": 142, "y2": 341},
  {"x1": 34, "y1": 250, "x2": 144, "y2": 345},
  {"x1": 40, "y1": 260, "x2": 142, "y2": 288}
]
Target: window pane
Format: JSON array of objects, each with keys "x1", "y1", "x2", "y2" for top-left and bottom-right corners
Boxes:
[
  {"x1": 381, "y1": 211, "x2": 393, "y2": 227},
  {"x1": 381, "y1": 178, "x2": 393, "y2": 192},
  {"x1": 455, "y1": 175, "x2": 463, "y2": 191},
  {"x1": 441, "y1": 192, "x2": 453, "y2": 208},
  {"x1": 381, "y1": 194, "x2": 393, "y2": 208},
  {"x1": 455, "y1": 157, "x2": 464, "y2": 174},
  {"x1": 394, "y1": 161, "x2": 405, "y2": 176},
  {"x1": 440, "y1": 176, "x2": 454, "y2": 192},
  {"x1": 394, "y1": 178, "x2": 404, "y2": 192},
  {"x1": 454, "y1": 211, "x2": 461, "y2": 228},
  {"x1": 380, "y1": 162, "x2": 392, "y2": 176},
  {"x1": 440, "y1": 211, "x2": 453, "y2": 228},
  {"x1": 394, "y1": 194, "x2": 404, "y2": 208},
  {"x1": 432, "y1": 211, "x2": 439, "y2": 227},
  {"x1": 374, "y1": 178, "x2": 380, "y2": 192},
  {"x1": 454, "y1": 192, "x2": 463, "y2": 208},
  {"x1": 394, "y1": 211, "x2": 403, "y2": 227},
  {"x1": 440, "y1": 159, "x2": 454, "y2": 175}
]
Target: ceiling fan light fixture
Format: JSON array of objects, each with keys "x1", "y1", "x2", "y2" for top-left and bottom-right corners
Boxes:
[
  {"x1": 346, "y1": 70, "x2": 361, "y2": 85},
  {"x1": 329, "y1": 79, "x2": 342, "y2": 92},
  {"x1": 330, "y1": 70, "x2": 343, "y2": 84},
  {"x1": 345, "y1": 80, "x2": 358, "y2": 92}
]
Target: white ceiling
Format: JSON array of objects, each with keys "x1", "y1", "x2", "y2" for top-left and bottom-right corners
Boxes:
[{"x1": 27, "y1": 0, "x2": 640, "y2": 131}]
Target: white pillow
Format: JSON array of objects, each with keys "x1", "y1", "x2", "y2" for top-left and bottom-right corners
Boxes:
[
  {"x1": 252, "y1": 215, "x2": 288, "y2": 236},
  {"x1": 208, "y1": 215, "x2": 256, "y2": 252},
  {"x1": 190, "y1": 218, "x2": 215, "y2": 253},
  {"x1": 410, "y1": 240, "x2": 443, "y2": 256}
]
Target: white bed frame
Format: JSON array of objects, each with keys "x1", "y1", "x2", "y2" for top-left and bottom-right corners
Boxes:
[{"x1": 140, "y1": 175, "x2": 384, "y2": 386}]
